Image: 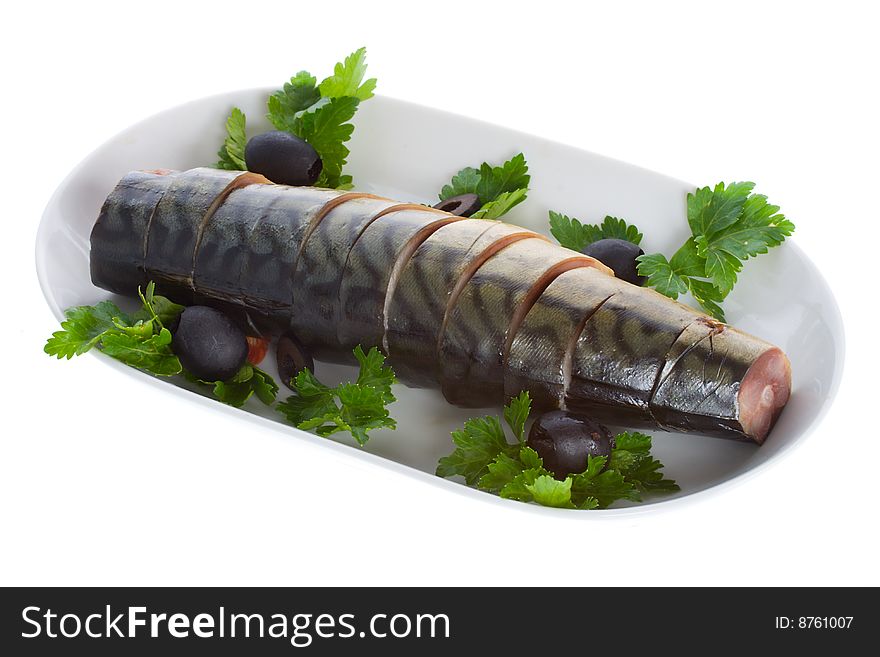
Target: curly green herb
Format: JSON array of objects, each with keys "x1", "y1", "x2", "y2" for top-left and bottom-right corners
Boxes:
[
  {"x1": 439, "y1": 153, "x2": 530, "y2": 219},
  {"x1": 277, "y1": 346, "x2": 397, "y2": 446},
  {"x1": 436, "y1": 392, "x2": 678, "y2": 509},
  {"x1": 216, "y1": 47, "x2": 376, "y2": 189}
]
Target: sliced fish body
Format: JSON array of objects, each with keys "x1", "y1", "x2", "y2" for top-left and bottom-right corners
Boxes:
[
  {"x1": 193, "y1": 183, "x2": 282, "y2": 305},
  {"x1": 143, "y1": 168, "x2": 248, "y2": 302},
  {"x1": 566, "y1": 285, "x2": 705, "y2": 427},
  {"x1": 89, "y1": 170, "x2": 175, "y2": 295},
  {"x1": 386, "y1": 219, "x2": 541, "y2": 387},
  {"x1": 90, "y1": 169, "x2": 792, "y2": 444},
  {"x1": 440, "y1": 238, "x2": 599, "y2": 407},
  {"x1": 290, "y1": 196, "x2": 399, "y2": 357},
  {"x1": 237, "y1": 186, "x2": 347, "y2": 332},
  {"x1": 336, "y1": 207, "x2": 463, "y2": 356},
  {"x1": 650, "y1": 325, "x2": 791, "y2": 443},
  {"x1": 505, "y1": 267, "x2": 627, "y2": 411},
  {"x1": 654, "y1": 318, "x2": 723, "y2": 389}
]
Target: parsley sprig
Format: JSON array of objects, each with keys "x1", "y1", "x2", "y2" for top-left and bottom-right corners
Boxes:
[
  {"x1": 45, "y1": 283, "x2": 280, "y2": 408},
  {"x1": 277, "y1": 346, "x2": 397, "y2": 446},
  {"x1": 44, "y1": 282, "x2": 184, "y2": 375},
  {"x1": 436, "y1": 392, "x2": 678, "y2": 509},
  {"x1": 216, "y1": 48, "x2": 376, "y2": 189},
  {"x1": 549, "y1": 182, "x2": 793, "y2": 321},
  {"x1": 549, "y1": 212, "x2": 643, "y2": 251},
  {"x1": 216, "y1": 107, "x2": 247, "y2": 171},
  {"x1": 438, "y1": 153, "x2": 530, "y2": 219},
  {"x1": 637, "y1": 182, "x2": 794, "y2": 321},
  {"x1": 186, "y1": 364, "x2": 279, "y2": 408}
]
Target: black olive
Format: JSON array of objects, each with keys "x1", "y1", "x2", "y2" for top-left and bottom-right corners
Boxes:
[
  {"x1": 277, "y1": 333, "x2": 315, "y2": 390},
  {"x1": 244, "y1": 131, "x2": 323, "y2": 186},
  {"x1": 433, "y1": 193, "x2": 482, "y2": 217},
  {"x1": 526, "y1": 411, "x2": 615, "y2": 480},
  {"x1": 582, "y1": 238, "x2": 647, "y2": 286},
  {"x1": 171, "y1": 306, "x2": 248, "y2": 382}
]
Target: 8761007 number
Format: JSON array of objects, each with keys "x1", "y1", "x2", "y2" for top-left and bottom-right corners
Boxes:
[{"x1": 775, "y1": 617, "x2": 853, "y2": 629}]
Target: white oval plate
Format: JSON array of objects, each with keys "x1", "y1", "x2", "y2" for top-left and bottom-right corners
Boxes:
[{"x1": 36, "y1": 90, "x2": 844, "y2": 515}]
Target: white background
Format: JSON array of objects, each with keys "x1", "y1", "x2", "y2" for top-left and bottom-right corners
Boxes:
[{"x1": 2, "y1": 0, "x2": 877, "y2": 586}]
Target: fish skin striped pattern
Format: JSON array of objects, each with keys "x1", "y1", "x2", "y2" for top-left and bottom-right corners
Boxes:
[{"x1": 89, "y1": 169, "x2": 791, "y2": 443}]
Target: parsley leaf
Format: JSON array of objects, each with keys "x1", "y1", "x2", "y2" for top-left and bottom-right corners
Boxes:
[
  {"x1": 250, "y1": 368, "x2": 279, "y2": 405},
  {"x1": 216, "y1": 107, "x2": 248, "y2": 171},
  {"x1": 277, "y1": 346, "x2": 397, "y2": 446},
  {"x1": 635, "y1": 253, "x2": 686, "y2": 297},
  {"x1": 686, "y1": 181, "x2": 754, "y2": 238},
  {"x1": 438, "y1": 154, "x2": 530, "y2": 219},
  {"x1": 694, "y1": 192, "x2": 795, "y2": 297},
  {"x1": 548, "y1": 211, "x2": 592, "y2": 252},
  {"x1": 437, "y1": 397, "x2": 678, "y2": 510},
  {"x1": 549, "y1": 211, "x2": 643, "y2": 251},
  {"x1": 44, "y1": 301, "x2": 127, "y2": 359},
  {"x1": 354, "y1": 344, "x2": 396, "y2": 403},
  {"x1": 335, "y1": 383, "x2": 396, "y2": 445},
  {"x1": 498, "y1": 467, "x2": 543, "y2": 502},
  {"x1": 318, "y1": 47, "x2": 377, "y2": 101},
  {"x1": 472, "y1": 188, "x2": 528, "y2": 219},
  {"x1": 613, "y1": 430, "x2": 652, "y2": 453},
  {"x1": 278, "y1": 369, "x2": 338, "y2": 425},
  {"x1": 292, "y1": 96, "x2": 359, "y2": 189},
  {"x1": 636, "y1": 182, "x2": 794, "y2": 321},
  {"x1": 519, "y1": 445, "x2": 543, "y2": 468},
  {"x1": 45, "y1": 285, "x2": 183, "y2": 376},
  {"x1": 685, "y1": 278, "x2": 726, "y2": 321},
  {"x1": 133, "y1": 281, "x2": 185, "y2": 328},
  {"x1": 637, "y1": 240, "x2": 729, "y2": 321},
  {"x1": 611, "y1": 432, "x2": 680, "y2": 493},
  {"x1": 595, "y1": 216, "x2": 644, "y2": 244},
  {"x1": 569, "y1": 456, "x2": 640, "y2": 508},
  {"x1": 712, "y1": 194, "x2": 795, "y2": 259},
  {"x1": 436, "y1": 392, "x2": 533, "y2": 485},
  {"x1": 440, "y1": 167, "x2": 480, "y2": 199},
  {"x1": 636, "y1": 237, "x2": 706, "y2": 299},
  {"x1": 267, "y1": 71, "x2": 322, "y2": 133},
  {"x1": 477, "y1": 451, "x2": 524, "y2": 492},
  {"x1": 503, "y1": 391, "x2": 531, "y2": 443},
  {"x1": 526, "y1": 475, "x2": 575, "y2": 508},
  {"x1": 699, "y1": 240, "x2": 742, "y2": 298},
  {"x1": 475, "y1": 154, "x2": 530, "y2": 204},
  {"x1": 436, "y1": 415, "x2": 514, "y2": 485},
  {"x1": 188, "y1": 364, "x2": 279, "y2": 408},
  {"x1": 100, "y1": 327, "x2": 182, "y2": 376}
]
